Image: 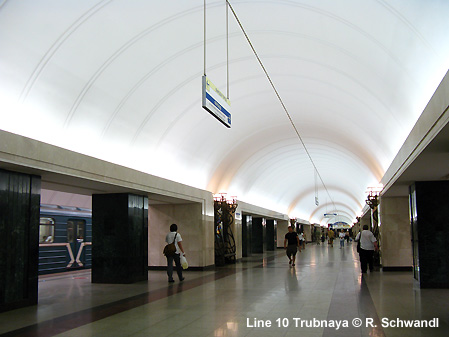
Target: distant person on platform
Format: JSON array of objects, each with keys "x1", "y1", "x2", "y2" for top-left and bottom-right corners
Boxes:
[
  {"x1": 284, "y1": 226, "x2": 300, "y2": 266},
  {"x1": 328, "y1": 227, "x2": 335, "y2": 247},
  {"x1": 339, "y1": 230, "x2": 345, "y2": 248},
  {"x1": 355, "y1": 225, "x2": 378, "y2": 273},
  {"x1": 315, "y1": 229, "x2": 321, "y2": 245},
  {"x1": 165, "y1": 223, "x2": 186, "y2": 283},
  {"x1": 298, "y1": 231, "x2": 304, "y2": 252}
]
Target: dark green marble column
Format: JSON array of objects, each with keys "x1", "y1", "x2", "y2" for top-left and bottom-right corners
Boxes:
[
  {"x1": 410, "y1": 181, "x2": 449, "y2": 288},
  {"x1": 266, "y1": 219, "x2": 275, "y2": 251},
  {"x1": 0, "y1": 169, "x2": 40, "y2": 312},
  {"x1": 251, "y1": 217, "x2": 264, "y2": 254},
  {"x1": 92, "y1": 193, "x2": 148, "y2": 284},
  {"x1": 242, "y1": 215, "x2": 252, "y2": 257}
]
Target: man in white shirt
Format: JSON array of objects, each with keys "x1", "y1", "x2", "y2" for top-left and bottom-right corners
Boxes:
[
  {"x1": 339, "y1": 231, "x2": 345, "y2": 248},
  {"x1": 298, "y1": 231, "x2": 304, "y2": 252},
  {"x1": 355, "y1": 225, "x2": 378, "y2": 273},
  {"x1": 165, "y1": 223, "x2": 186, "y2": 283}
]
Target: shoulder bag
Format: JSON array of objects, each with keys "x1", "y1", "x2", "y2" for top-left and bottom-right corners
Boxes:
[{"x1": 163, "y1": 233, "x2": 177, "y2": 256}]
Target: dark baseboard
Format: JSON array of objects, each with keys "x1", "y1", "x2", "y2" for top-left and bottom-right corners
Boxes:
[
  {"x1": 0, "y1": 298, "x2": 37, "y2": 313},
  {"x1": 148, "y1": 258, "x2": 244, "y2": 271},
  {"x1": 148, "y1": 265, "x2": 216, "y2": 271},
  {"x1": 382, "y1": 266, "x2": 413, "y2": 272}
]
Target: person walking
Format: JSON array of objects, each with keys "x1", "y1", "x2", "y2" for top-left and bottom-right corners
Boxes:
[
  {"x1": 355, "y1": 225, "x2": 378, "y2": 273},
  {"x1": 298, "y1": 231, "x2": 304, "y2": 252},
  {"x1": 315, "y1": 228, "x2": 321, "y2": 245},
  {"x1": 165, "y1": 223, "x2": 186, "y2": 283},
  {"x1": 339, "y1": 230, "x2": 345, "y2": 248},
  {"x1": 328, "y1": 227, "x2": 335, "y2": 247},
  {"x1": 284, "y1": 226, "x2": 300, "y2": 266}
]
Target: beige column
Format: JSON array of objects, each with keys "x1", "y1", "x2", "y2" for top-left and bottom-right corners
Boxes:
[
  {"x1": 234, "y1": 212, "x2": 242, "y2": 260},
  {"x1": 148, "y1": 202, "x2": 214, "y2": 268},
  {"x1": 379, "y1": 196, "x2": 413, "y2": 269},
  {"x1": 360, "y1": 212, "x2": 371, "y2": 231},
  {"x1": 352, "y1": 222, "x2": 360, "y2": 238},
  {"x1": 277, "y1": 219, "x2": 289, "y2": 248},
  {"x1": 303, "y1": 224, "x2": 312, "y2": 243}
]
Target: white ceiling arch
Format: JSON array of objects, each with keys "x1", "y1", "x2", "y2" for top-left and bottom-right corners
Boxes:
[
  {"x1": 310, "y1": 206, "x2": 356, "y2": 226},
  {"x1": 1, "y1": 0, "x2": 449, "y2": 224}
]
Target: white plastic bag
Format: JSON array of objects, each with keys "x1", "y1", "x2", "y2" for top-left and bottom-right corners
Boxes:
[{"x1": 180, "y1": 254, "x2": 188, "y2": 269}]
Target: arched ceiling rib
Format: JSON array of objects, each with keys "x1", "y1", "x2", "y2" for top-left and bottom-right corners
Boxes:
[
  {"x1": 288, "y1": 186, "x2": 363, "y2": 216},
  {"x1": 309, "y1": 202, "x2": 357, "y2": 224},
  {"x1": 1, "y1": 0, "x2": 449, "y2": 223}
]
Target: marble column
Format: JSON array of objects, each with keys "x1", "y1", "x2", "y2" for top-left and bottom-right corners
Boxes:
[
  {"x1": 242, "y1": 215, "x2": 252, "y2": 257},
  {"x1": 379, "y1": 196, "x2": 412, "y2": 270},
  {"x1": 0, "y1": 169, "x2": 40, "y2": 312},
  {"x1": 410, "y1": 181, "x2": 449, "y2": 288},
  {"x1": 234, "y1": 212, "x2": 242, "y2": 260},
  {"x1": 148, "y1": 202, "x2": 214, "y2": 269},
  {"x1": 265, "y1": 219, "x2": 275, "y2": 251},
  {"x1": 360, "y1": 213, "x2": 371, "y2": 231},
  {"x1": 303, "y1": 224, "x2": 312, "y2": 243},
  {"x1": 277, "y1": 220, "x2": 289, "y2": 248},
  {"x1": 252, "y1": 217, "x2": 264, "y2": 254},
  {"x1": 92, "y1": 193, "x2": 148, "y2": 284}
]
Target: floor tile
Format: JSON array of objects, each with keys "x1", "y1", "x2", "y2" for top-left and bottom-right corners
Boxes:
[{"x1": 1, "y1": 245, "x2": 448, "y2": 337}]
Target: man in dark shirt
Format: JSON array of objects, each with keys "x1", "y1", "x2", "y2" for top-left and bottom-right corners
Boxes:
[{"x1": 284, "y1": 226, "x2": 300, "y2": 266}]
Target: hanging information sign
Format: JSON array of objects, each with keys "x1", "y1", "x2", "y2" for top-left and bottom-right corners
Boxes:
[{"x1": 202, "y1": 75, "x2": 231, "y2": 128}]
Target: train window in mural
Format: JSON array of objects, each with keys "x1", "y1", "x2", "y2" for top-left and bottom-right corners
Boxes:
[{"x1": 39, "y1": 217, "x2": 55, "y2": 243}]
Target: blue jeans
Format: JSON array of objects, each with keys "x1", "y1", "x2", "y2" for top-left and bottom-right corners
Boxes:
[
  {"x1": 340, "y1": 239, "x2": 344, "y2": 248},
  {"x1": 167, "y1": 254, "x2": 183, "y2": 281}
]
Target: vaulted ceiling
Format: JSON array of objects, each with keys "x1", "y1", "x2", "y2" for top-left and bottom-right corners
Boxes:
[{"x1": 1, "y1": 0, "x2": 449, "y2": 225}]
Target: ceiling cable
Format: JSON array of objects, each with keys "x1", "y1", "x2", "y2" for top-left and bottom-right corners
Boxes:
[
  {"x1": 226, "y1": 1, "x2": 230, "y2": 99},
  {"x1": 203, "y1": 0, "x2": 207, "y2": 76},
  {"x1": 226, "y1": 0, "x2": 337, "y2": 212}
]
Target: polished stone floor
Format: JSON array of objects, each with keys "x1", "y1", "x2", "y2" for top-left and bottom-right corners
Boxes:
[{"x1": 0, "y1": 242, "x2": 448, "y2": 337}]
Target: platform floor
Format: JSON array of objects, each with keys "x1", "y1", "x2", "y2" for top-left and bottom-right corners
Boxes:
[{"x1": 1, "y1": 242, "x2": 448, "y2": 337}]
